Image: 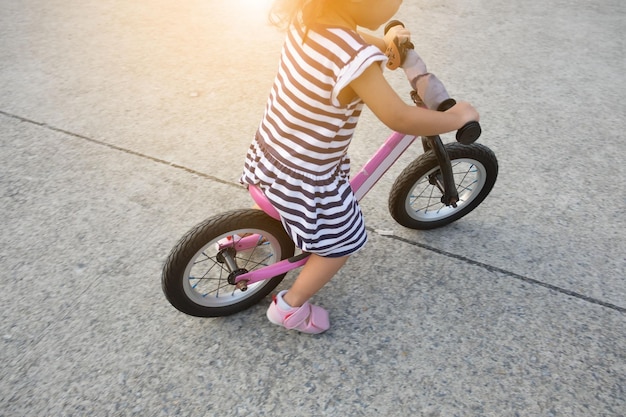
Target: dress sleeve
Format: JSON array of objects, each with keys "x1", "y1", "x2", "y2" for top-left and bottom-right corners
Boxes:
[{"x1": 331, "y1": 44, "x2": 387, "y2": 107}]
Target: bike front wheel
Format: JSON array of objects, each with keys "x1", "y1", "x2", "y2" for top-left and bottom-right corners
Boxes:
[
  {"x1": 389, "y1": 143, "x2": 498, "y2": 230},
  {"x1": 162, "y1": 209, "x2": 294, "y2": 317}
]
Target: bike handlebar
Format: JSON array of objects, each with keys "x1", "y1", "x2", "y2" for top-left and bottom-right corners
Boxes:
[{"x1": 384, "y1": 20, "x2": 481, "y2": 145}]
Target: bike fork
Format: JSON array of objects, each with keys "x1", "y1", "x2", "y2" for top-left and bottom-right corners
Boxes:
[{"x1": 422, "y1": 135, "x2": 459, "y2": 207}]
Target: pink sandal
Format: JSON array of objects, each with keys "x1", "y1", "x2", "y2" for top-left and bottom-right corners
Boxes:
[{"x1": 266, "y1": 294, "x2": 330, "y2": 334}]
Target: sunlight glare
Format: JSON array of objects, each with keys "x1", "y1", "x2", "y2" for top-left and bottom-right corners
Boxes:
[{"x1": 232, "y1": 0, "x2": 274, "y2": 16}]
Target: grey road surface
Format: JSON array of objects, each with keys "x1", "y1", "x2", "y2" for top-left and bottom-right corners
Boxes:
[{"x1": 1, "y1": 0, "x2": 624, "y2": 416}]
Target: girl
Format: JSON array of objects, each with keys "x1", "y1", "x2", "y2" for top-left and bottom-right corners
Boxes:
[{"x1": 240, "y1": 0, "x2": 479, "y2": 334}]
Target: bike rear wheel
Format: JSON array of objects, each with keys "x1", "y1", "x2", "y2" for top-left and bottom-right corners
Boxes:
[
  {"x1": 162, "y1": 209, "x2": 294, "y2": 317},
  {"x1": 389, "y1": 143, "x2": 498, "y2": 230}
]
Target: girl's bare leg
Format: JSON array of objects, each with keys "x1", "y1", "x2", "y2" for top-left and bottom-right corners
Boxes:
[{"x1": 282, "y1": 254, "x2": 349, "y2": 307}]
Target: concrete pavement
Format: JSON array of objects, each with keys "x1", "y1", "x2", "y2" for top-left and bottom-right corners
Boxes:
[{"x1": 1, "y1": 0, "x2": 624, "y2": 416}]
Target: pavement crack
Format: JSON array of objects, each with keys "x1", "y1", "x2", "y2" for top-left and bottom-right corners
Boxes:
[
  {"x1": 377, "y1": 231, "x2": 626, "y2": 314},
  {"x1": 0, "y1": 110, "x2": 240, "y2": 189}
]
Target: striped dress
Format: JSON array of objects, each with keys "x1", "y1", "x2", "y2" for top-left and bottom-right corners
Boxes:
[{"x1": 240, "y1": 22, "x2": 386, "y2": 257}]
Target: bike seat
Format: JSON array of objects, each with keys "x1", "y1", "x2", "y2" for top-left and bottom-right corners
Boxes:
[{"x1": 248, "y1": 185, "x2": 281, "y2": 221}]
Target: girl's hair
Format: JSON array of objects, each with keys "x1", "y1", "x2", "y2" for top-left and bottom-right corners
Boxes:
[{"x1": 269, "y1": 0, "x2": 329, "y2": 30}]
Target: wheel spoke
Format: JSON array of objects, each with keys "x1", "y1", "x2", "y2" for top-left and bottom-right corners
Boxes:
[
  {"x1": 237, "y1": 252, "x2": 274, "y2": 270},
  {"x1": 409, "y1": 177, "x2": 445, "y2": 215}
]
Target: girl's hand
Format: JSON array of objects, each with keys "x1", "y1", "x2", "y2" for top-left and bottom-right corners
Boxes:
[
  {"x1": 383, "y1": 25, "x2": 411, "y2": 50},
  {"x1": 383, "y1": 25, "x2": 412, "y2": 70},
  {"x1": 446, "y1": 101, "x2": 480, "y2": 128}
]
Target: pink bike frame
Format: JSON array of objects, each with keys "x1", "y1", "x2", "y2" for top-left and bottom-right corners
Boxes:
[{"x1": 229, "y1": 131, "x2": 419, "y2": 287}]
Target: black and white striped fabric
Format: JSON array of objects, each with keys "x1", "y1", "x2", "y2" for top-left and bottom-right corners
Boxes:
[{"x1": 241, "y1": 22, "x2": 386, "y2": 257}]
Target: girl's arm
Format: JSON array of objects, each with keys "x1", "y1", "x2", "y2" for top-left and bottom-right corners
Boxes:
[
  {"x1": 358, "y1": 31, "x2": 386, "y2": 51},
  {"x1": 349, "y1": 64, "x2": 479, "y2": 137}
]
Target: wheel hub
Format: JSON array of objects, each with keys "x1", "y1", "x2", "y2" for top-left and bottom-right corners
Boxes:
[{"x1": 216, "y1": 247, "x2": 250, "y2": 290}]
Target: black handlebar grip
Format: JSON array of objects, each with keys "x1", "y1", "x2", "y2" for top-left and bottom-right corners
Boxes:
[
  {"x1": 456, "y1": 122, "x2": 482, "y2": 145},
  {"x1": 437, "y1": 99, "x2": 457, "y2": 112},
  {"x1": 436, "y1": 98, "x2": 481, "y2": 144}
]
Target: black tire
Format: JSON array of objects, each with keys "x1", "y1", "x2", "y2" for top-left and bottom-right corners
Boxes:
[
  {"x1": 162, "y1": 209, "x2": 294, "y2": 317},
  {"x1": 389, "y1": 143, "x2": 498, "y2": 230}
]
